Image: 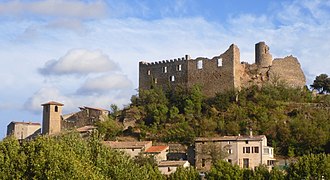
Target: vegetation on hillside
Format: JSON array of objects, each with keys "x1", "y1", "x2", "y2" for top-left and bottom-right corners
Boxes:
[
  {"x1": 0, "y1": 133, "x2": 329, "y2": 179},
  {"x1": 121, "y1": 79, "x2": 330, "y2": 157}
]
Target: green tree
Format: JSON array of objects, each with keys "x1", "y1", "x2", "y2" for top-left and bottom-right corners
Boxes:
[
  {"x1": 286, "y1": 153, "x2": 330, "y2": 179},
  {"x1": 207, "y1": 160, "x2": 243, "y2": 180},
  {"x1": 96, "y1": 117, "x2": 123, "y2": 140},
  {"x1": 168, "y1": 166, "x2": 200, "y2": 180},
  {"x1": 311, "y1": 74, "x2": 330, "y2": 94}
]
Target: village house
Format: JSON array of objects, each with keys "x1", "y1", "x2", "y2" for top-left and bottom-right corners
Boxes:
[
  {"x1": 102, "y1": 141, "x2": 153, "y2": 158},
  {"x1": 6, "y1": 121, "x2": 41, "y2": 140},
  {"x1": 195, "y1": 131, "x2": 275, "y2": 172},
  {"x1": 157, "y1": 160, "x2": 190, "y2": 175},
  {"x1": 144, "y1": 145, "x2": 169, "y2": 162}
]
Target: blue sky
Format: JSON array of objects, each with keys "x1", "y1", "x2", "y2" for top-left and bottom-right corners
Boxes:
[{"x1": 1, "y1": 0, "x2": 330, "y2": 139}]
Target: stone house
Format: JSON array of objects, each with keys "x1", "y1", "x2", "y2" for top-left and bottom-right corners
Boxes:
[
  {"x1": 6, "y1": 121, "x2": 41, "y2": 140},
  {"x1": 144, "y1": 145, "x2": 169, "y2": 162},
  {"x1": 195, "y1": 131, "x2": 275, "y2": 172},
  {"x1": 158, "y1": 160, "x2": 190, "y2": 175},
  {"x1": 102, "y1": 141, "x2": 152, "y2": 158},
  {"x1": 139, "y1": 42, "x2": 306, "y2": 97},
  {"x1": 62, "y1": 106, "x2": 109, "y2": 129}
]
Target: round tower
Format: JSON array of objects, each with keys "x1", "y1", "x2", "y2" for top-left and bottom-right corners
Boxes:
[
  {"x1": 41, "y1": 101, "x2": 63, "y2": 135},
  {"x1": 255, "y1": 42, "x2": 272, "y2": 67}
]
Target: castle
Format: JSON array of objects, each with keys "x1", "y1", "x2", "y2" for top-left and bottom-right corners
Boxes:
[{"x1": 139, "y1": 42, "x2": 306, "y2": 96}]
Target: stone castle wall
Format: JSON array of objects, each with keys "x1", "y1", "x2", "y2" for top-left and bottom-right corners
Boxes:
[{"x1": 139, "y1": 42, "x2": 306, "y2": 97}]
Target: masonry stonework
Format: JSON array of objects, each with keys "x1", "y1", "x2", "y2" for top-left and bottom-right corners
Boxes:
[{"x1": 139, "y1": 42, "x2": 306, "y2": 96}]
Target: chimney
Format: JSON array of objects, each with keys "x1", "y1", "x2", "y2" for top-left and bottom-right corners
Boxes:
[{"x1": 249, "y1": 129, "x2": 253, "y2": 137}]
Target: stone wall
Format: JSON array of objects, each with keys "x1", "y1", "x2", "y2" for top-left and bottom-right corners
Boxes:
[{"x1": 139, "y1": 42, "x2": 306, "y2": 97}]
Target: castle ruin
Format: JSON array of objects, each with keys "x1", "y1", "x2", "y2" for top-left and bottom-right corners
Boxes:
[{"x1": 139, "y1": 42, "x2": 306, "y2": 96}]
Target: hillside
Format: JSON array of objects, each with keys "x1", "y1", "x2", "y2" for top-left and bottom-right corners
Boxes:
[{"x1": 101, "y1": 83, "x2": 330, "y2": 157}]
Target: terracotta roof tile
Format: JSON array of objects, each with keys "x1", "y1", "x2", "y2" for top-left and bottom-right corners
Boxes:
[
  {"x1": 145, "y1": 146, "x2": 169, "y2": 153},
  {"x1": 41, "y1": 101, "x2": 64, "y2": 106}
]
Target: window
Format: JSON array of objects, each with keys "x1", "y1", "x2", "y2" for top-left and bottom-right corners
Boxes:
[
  {"x1": 132, "y1": 149, "x2": 135, "y2": 151},
  {"x1": 177, "y1": 64, "x2": 182, "y2": 71},
  {"x1": 55, "y1": 106, "x2": 58, "y2": 112},
  {"x1": 254, "y1": 147, "x2": 259, "y2": 153},
  {"x1": 246, "y1": 147, "x2": 250, "y2": 153},
  {"x1": 154, "y1": 78, "x2": 157, "y2": 84},
  {"x1": 264, "y1": 148, "x2": 269, "y2": 154},
  {"x1": 147, "y1": 70, "x2": 151, "y2": 75},
  {"x1": 245, "y1": 140, "x2": 249, "y2": 144},
  {"x1": 202, "y1": 159, "x2": 206, "y2": 167},
  {"x1": 243, "y1": 147, "x2": 250, "y2": 153},
  {"x1": 228, "y1": 141, "x2": 231, "y2": 144},
  {"x1": 168, "y1": 167, "x2": 171, "y2": 172},
  {"x1": 170, "y1": 76, "x2": 175, "y2": 82},
  {"x1": 267, "y1": 160, "x2": 274, "y2": 166},
  {"x1": 217, "y1": 58, "x2": 223, "y2": 67},
  {"x1": 228, "y1": 159, "x2": 232, "y2": 164},
  {"x1": 243, "y1": 158, "x2": 249, "y2": 168},
  {"x1": 162, "y1": 66, "x2": 167, "y2": 73},
  {"x1": 197, "y1": 60, "x2": 203, "y2": 69},
  {"x1": 227, "y1": 149, "x2": 233, "y2": 154}
]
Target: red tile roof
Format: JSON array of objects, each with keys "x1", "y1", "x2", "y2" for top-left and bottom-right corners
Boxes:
[
  {"x1": 145, "y1": 146, "x2": 169, "y2": 153},
  {"x1": 41, "y1": 101, "x2": 64, "y2": 106}
]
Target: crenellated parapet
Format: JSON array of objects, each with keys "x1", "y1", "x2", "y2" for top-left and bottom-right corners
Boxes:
[{"x1": 139, "y1": 55, "x2": 191, "y2": 66}]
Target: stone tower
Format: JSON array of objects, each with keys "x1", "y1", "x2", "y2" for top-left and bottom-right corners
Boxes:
[
  {"x1": 255, "y1": 42, "x2": 272, "y2": 67},
  {"x1": 41, "y1": 101, "x2": 63, "y2": 135}
]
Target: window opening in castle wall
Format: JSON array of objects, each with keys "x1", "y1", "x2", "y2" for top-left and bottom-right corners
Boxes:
[
  {"x1": 170, "y1": 76, "x2": 175, "y2": 82},
  {"x1": 162, "y1": 66, "x2": 167, "y2": 73},
  {"x1": 197, "y1": 60, "x2": 203, "y2": 69},
  {"x1": 154, "y1": 78, "x2": 158, "y2": 84},
  {"x1": 147, "y1": 70, "x2": 150, "y2": 75},
  {"x1": 217, "y1": 58, "x2": 223, "y2": 67},
  {"x1": 177, "y1": 64, "x2": 182, "y2": 71}
]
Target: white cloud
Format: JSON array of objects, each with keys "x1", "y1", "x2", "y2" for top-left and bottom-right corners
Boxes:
[
  {"x1": 39, "y1": 49, "x2": 119, "y2": 76},
  {"x1": 77, "y1": 74, "x2": 133, "y2": 94},
  {"x1": 0, "y1": 0, "x2": 107, "y2": 19},
  {"x1": 24, "y1": 87, "x2": 73, "y2": 113}
]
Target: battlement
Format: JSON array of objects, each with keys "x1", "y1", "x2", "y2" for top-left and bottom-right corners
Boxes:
[{"x1": 139, "y1": 55, "x2": 191, "y2": 66}]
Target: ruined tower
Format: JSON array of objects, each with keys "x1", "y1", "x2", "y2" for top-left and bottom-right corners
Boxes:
[
  {"x1": 255, "y1": 42, "x2": 272, "y2": 67},
  {"x1": 41, "y1": 101, "x2": 63, "y2": 135}
]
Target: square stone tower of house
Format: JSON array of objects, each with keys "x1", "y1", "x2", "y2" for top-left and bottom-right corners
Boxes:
[{"x1": 41, "y1": 101, "x2": 63, "y2": 135}]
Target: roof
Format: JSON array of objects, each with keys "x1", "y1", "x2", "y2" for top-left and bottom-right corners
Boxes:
[
  {"x1": 76, "y1": 125, "x2": 97, "y2": 133},
  {"x1": 195, "y1": 135, "x2": 266, "y2": 142},
  {"x1": 158, "y1": 161, "x2": 189, "y2": 167},
  {"x1": 79, "y1": 106, "x2": 109, "y2": 112},
  {"x1": 9, "y1": 121, "x2": 41, "y2": 126},
  {"x1": 145, "y1": 146, "x2": 169, "y2": 153},
  {"x1": 102, "y1": 141, "x2": 152, "y2": 149},
  {"x1": 41, "y1": 101, "x2": 64, "y2": 106}
]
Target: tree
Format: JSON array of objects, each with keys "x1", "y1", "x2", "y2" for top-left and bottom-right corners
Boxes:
[
  {"x1": 311, "y1": 74, "x2": 330, "y2": 94},
  {"x1": 207, "y1": 160, "x2": 243, "y2": 180},
  {"x1": 286, "y1": 153, "x2": 330, "y2": 179},
  {"x1": 168, "y1": 167, "x2": 200, "y2": 180}
]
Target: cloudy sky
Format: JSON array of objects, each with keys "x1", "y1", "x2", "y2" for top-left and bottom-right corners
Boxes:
[{"x1": 1, "y1": 0, "x2": 330, "y2": 138}]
